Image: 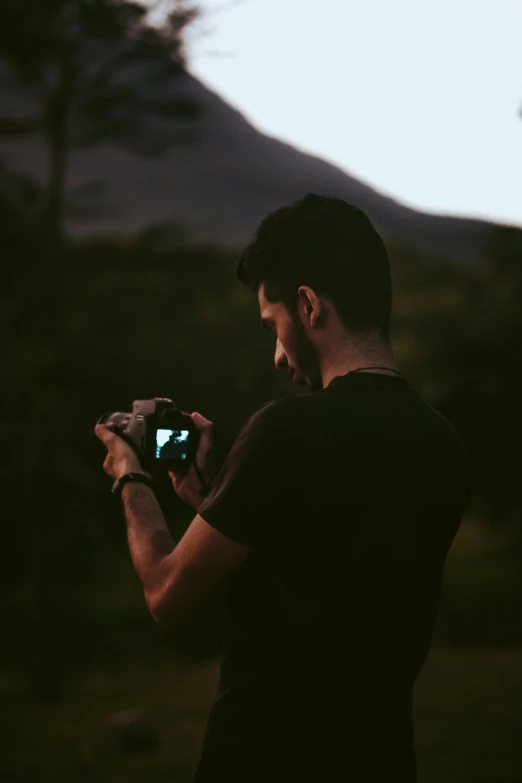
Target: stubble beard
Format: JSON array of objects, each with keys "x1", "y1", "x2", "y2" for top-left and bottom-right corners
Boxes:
[{"x1": 290, "y1": 314, "x2": 322, "y2": 391}]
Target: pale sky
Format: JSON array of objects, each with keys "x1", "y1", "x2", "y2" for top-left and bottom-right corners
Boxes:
[{"x1": 156, "y1": 0, "x2": 522, "y2": 228}]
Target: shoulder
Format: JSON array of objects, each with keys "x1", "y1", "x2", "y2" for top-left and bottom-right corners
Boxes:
[
  {"x1": 243, "y1": 396, "x2": 304, "y2": 437},
  {"x1": 246, "y1": 398, "x2": 285, "y2": 426},
  {"x1": 231, "y1": 397, "x2": 306, "y2": 457},
  {"x1": 250, "y1": 389, "x2": 338, "y2": 428}
]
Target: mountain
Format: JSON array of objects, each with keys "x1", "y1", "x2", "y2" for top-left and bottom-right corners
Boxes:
[{"x1": 0, "y1": 70, "x2": 506, "y2": 260}]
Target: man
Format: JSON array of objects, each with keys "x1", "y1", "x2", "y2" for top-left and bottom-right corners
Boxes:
[{"x1": 95, "y1": 194, "x2": 471, "y2": 782}]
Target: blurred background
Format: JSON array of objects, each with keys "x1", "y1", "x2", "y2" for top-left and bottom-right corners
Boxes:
[{"x1": 1, "y1": 1, "x2": 521, "y2": 781}]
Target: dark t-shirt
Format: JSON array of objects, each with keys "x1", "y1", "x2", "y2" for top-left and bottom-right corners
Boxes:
[{"x1": 193, "y1": 372, "x2": 471, "y2": 783}]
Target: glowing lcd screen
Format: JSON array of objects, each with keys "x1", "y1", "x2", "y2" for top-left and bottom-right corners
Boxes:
[{"x1": 156, "y1": 429, "x2": 189, "y2": 460}]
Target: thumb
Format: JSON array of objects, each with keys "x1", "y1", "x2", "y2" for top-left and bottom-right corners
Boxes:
[
  {"x1": 191, "y1": 411, "x2": 216, "y2": 478},
  {"x1": 191, "y1": 410, "x2": 215, "y2": 449},
  {"x1": 192, "y1": 411, "x2": 213, "y2": 428}
]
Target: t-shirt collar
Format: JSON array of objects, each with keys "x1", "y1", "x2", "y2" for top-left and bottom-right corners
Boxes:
[{"x1": 327, "y1": 371, "x2": 410, "y2": 389}]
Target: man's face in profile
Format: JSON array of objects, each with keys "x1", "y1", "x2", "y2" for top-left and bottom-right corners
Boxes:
[{"x1": 257, "y1": 283, "x2": 323, "y2": 391}]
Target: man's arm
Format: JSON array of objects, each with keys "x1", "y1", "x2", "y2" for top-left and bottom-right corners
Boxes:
[
  {"x1": 121, "y1": 482, "x2": 252, "y2": 628},
  {"x1": 141, "y1": 399, "x2": 294, "y2": 626},
  {"x1": 120, "y1": 482, "x2": 177, "y2": 611},
  {"x1": 96, "y1": 402, "x2": 287, "y2": 629}
]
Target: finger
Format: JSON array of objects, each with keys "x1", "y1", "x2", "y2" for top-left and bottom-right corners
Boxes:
[
  {"x1": 167, "y1": 467, "x2": 186, "y2": 493},
  {"x1": 192, "y1": 412, "x2": 214, "y2": 456},
  {"x1": 165, "y1": 461, "x2": 189, "y2": 479},
  {"x1": 167, "y1": 468, "x2": 179, "y2": 484},
  {"x1": 191, "y1": 412, "x2": 214, "y2": 434},
  {"x1": 190, "y1": 412, "x2": 216, "y2": 482},
  {"x1": 167, "y1": 463, "x2": 198, "y2": 495}
]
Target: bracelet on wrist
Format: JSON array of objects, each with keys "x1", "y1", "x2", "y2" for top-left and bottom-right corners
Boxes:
[{"x1": 111, "y1": 472, "x2": 155, "y2": 498}]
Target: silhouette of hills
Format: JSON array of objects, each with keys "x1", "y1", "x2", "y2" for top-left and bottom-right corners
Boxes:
[{"x1": 1, "y1": 70, "x2": 511, "y2": 260}]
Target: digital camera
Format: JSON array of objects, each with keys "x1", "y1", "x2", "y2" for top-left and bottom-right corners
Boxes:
[{"x1": 96, "y1": 398, "x2": 197, "y2": 474}]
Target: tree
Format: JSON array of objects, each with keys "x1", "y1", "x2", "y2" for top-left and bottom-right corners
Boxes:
[
  {"x1": 390, "y1": 226, "x2": 522, "y2": 530},
  {"x1": 0, "y1": 0, "x2": 202, "y2": 703},
  {"x1": 0, "y1": 0, "x2": 201, "y2": 243}
]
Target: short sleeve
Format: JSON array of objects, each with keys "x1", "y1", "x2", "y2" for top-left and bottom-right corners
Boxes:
[{"x1": 197, "y1": 400, "x2": 292, "y2": 548}]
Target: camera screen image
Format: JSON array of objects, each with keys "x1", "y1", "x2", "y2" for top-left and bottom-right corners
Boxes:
[{"x1": 156, "y1": 428, "x2": 190, "y2": 460}]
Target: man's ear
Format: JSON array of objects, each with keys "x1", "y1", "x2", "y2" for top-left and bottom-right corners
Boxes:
[{"x1": 298, "y1": 286, "x2": 322, "y2": 327}]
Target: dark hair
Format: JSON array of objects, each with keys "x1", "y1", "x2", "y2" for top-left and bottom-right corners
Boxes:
[{"x1": 237, "y1": 193, "x2": 392, "y2": 338}]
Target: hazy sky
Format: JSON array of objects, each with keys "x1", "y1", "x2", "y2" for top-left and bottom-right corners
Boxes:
[{"x1": 164, "y1": 0, "x2": 522, "y2": 227}]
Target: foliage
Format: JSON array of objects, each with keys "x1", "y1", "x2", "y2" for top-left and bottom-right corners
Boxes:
[
  {"x1": 0, "y1": 0, "x2": 202, "y2": 237},
  {"x1": 1, "y1": 1, "x2": 521, "y2": 702},
  {"x1": 0, "y1": 209, "x2": 520, "y2": 674},
  {"x1": 390, "y1": 227, "x2": 522, "y2": 530}
]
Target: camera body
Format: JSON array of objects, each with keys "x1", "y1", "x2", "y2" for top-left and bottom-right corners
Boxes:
[{"x1": 97, "y1": 398, "x2": 197, "y2": 474}]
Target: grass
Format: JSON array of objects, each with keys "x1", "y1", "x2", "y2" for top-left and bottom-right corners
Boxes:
[
  {"x1": 3, "y1": 650, "x2": 522, "y2": 782},
  {"x1": 414, "y1": 650, "x2": 522, "y2": 783}
]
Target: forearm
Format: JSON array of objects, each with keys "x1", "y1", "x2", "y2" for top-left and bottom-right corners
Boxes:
[{"x1": 120, "y1": 482, "x2": 177, "y2": 602}]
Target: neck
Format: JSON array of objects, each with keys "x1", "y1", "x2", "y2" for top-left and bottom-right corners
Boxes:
[{"x1": 320, "y1": 335, "x2": 398, "y2": 389}]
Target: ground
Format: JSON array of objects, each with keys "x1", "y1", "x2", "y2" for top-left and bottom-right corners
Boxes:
[{"x1": 3, "y1": 650, "x2": 522, "y2": 782}]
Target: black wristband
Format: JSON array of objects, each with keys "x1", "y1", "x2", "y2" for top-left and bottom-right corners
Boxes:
[{"x1": 111, "y1": 472, "x2": 155, "y2": 498}]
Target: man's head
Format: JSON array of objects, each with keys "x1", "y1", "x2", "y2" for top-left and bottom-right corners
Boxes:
[{"x1": 236, "y1": 194, "x2": 392, "y2": 391}]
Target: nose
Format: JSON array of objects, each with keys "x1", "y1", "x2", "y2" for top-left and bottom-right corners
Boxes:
[{"x1": 274, "y1": 338, "x2": 288, "y2": 372}]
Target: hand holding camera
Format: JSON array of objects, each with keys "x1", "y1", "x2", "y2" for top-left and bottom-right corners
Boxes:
[
  {"x1": 168, "y1": 410, "x2": 216, "y2": 510},
  {"x1": 95, "y1": 398, "x2": 217, "y2": 510}
]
